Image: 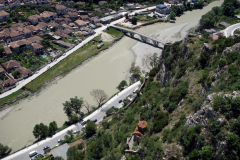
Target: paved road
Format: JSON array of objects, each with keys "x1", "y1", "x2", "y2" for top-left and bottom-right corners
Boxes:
[
  {"x1": 3, "y1": 81, "x2": 141, "y2": 160},
  {"x1": 224, "y1": 23, "x2": 240, "y2": 37}
]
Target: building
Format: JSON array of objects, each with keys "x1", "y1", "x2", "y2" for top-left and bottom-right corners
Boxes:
[
  {"x1": 99, "y1": 14, "x2": 122, "y2": 24},
  {"x1": 9, "y1": 0, "x2": 21, "y2": 8},
  {"x1": 155, "y1": 4, "x2": 171, "y2": 15},
  {"x1": 0, "y1": 66, "x2": 5, "y2": 75},
  {"x1": 40, "y1": 11, "x2": 57, "y2": 22},
  {"x1": 76, "y1": 1, "x2": 85, "y2": 5},
  {"x1": 98, "y1": 1, "x2": 107, "y2": 5},
  {"x1": 28, "y1": 15, "x2": 42, "y2": 25},
  {"x1": 55, "y1": 5, "x2": 67, "y2": 15},
  {"x1": 4, "y1": 46, "x2": 12, "y2": 57},
  {"x1": 90, "y1": 17, "x2": 100, "y2": 24},
  {"x1": 0, "y1": 10, "x2": 10, "y2": 22},
  {"x1": 36, "y1": 0, "x2": 48, "y2": 4},
  {"x1": 79, "y1": 15, "x2": 89, "y2": 21},
  {"x1": 75, "y1": 20, "x2": 87, "y2": 28},
  {"x1": 67, "y1": 11, "x2": 78, "y2": 19},
  {"x1": 10, "y1": 31, "x2": 24, "y2": 42},
  {"x1": 15, "y1": 67, "x2": 32, "y2": 78},
  {"x1": 36, "y1": 22, "x2": 48, "y2": 30},
  {"x1": 2, "y1": 60, "x2": 21, "y2": 73},
  {"x1": 32, "y1": 43, "x2": 43, "y2": 54},
  {"x1": 3, "y1": 78, "x2": 15, "y2": 87},
  {"x1": 22, "y1": 28, "x2": 32, "y2": 38}
]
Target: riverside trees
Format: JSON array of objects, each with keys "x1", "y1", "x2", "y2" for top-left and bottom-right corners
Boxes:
[
  {"x1": 33, "y1": 121, "x2": 58, "y2": 139},
  {"x1": 63, "y1": 96, "x2": 84, "y2": 122},
  {"x1": 0, "y1": 143, "x2": 12, "y2": 159},
  {"x1": 90, "y1": 89, "x2": 108, "y2": 107}
]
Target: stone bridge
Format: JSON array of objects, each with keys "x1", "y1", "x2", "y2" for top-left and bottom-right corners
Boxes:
[{"x1": 110, "y1": 25, "x2": 171, "y2": 48}]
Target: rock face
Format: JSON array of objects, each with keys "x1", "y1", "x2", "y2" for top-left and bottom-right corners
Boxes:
[
  {"x1": 185, "y1": 106, "x2": 216, "y2": 127},
  {"x1": 223, "y1": 43, "x2": 240, "y2": 56},
  {"x1": 158, "y1": 62, "x2": 170, "y2": 85}
]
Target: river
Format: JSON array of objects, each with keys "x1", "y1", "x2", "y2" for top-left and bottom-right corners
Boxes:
[{"x1": 0, "y1": 0, "x2": 223, "y2": 152}]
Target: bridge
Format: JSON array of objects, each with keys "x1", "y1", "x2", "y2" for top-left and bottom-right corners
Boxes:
[{"x1": 110, "y1": 25, "x2": 169, "y2": 47}]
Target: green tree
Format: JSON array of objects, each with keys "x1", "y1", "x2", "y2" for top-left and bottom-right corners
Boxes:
[
  {"x1": 12, "y1": 71, "x2": 21, "y2": 79},
  {"x1": 48, "y1": 121, "x2": 58, "y2": 136},
  {"x1": 0, "y1": 45, "x2": 4, "y2": 57},
  {"x1": 132, "y1": 17, "x2": 137, "y2": 25},
  {"x1": 86, "y1": 120, "x2": 96, "y2": 138},
  {"x1": 130, "y1": 62, "x2": 141, "y2": 80},
  {"x1": 0, "y1": 143, "x2": 12, "y2": 159},
  {"x1": 54, "y1": 156, "x2": 64, "y2": 160},
  {"x1": 169, "y1": 11, "x2": 176, "y2": 20},
  {"x1": 63, "y1": 96, "x2": 84, "y2": 119},
  {"x1": 64, "y1": 130, "x2": 74, "y2": 143},
  {"x1": 33, "y1": 123, "x2": 49, "y2": 139},
  {"x1": 117, "y1": 80, "x2": 127, "y2": 90}
]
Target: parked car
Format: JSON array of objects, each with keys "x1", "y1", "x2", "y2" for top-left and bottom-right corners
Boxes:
[
  {"x1": 81, "y1": 121, "x2": 86, "y2": 126},
  {"x1": 73, "y1": 130, "x2": 79, "y2": 134},
  {"x1": 57, "y1": 139, "x2": 63, "y2": 143},
  {"x1": 43, "y1": 146, "x2": 50, "y2": 150},
  {"x1": 119, "y1": 100, "x2": 123, "y2": 103},
  {"x1": 35, "y1": 71, "x2": 39, "y2": 74},
  {"x1": 34, "y1": 154, "x2": 42, "y2": 159},
  {"x1": 63, "y1": 53, "x2": 66, "y2": 56},
  {"x1": 91, "y1": 119, "x2": 97, "y2": 123}
]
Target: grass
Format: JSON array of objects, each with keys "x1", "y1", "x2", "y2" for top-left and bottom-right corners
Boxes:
[
  {"x1": 0, "y1": 89, "x2": 26, "y2": 106},
  {"x1": 26, "y1": 29, "x2": 123, "y2": 91},
  {"x1": 50, "y1": 42, "x2": 66, "y2": 51}
]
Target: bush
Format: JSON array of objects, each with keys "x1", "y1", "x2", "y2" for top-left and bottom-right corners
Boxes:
[
  {"x1": 149, "y1": 67, "x2": 159, "y2": 77},
  {"x1": 153, "y1": 112, "x2": 169, "y2": 133},
  {"x1": 218, "y1": 60, "x2": 226, "y2": 68}
]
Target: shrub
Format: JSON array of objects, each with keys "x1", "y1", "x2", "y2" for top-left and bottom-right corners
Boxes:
[{"x1": 218, "y1": 59, "x2": 226, "y2": 68}]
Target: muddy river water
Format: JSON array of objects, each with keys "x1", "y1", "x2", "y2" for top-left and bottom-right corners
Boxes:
[{"x1": 0, "y1": 0, "x2": 224, "y2": 152}]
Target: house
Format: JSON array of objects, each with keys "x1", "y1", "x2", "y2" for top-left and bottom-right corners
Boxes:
[
  {"x1": 88, "y1": 13, "x2": 95, "y2": 17},
  {"x1": 169, "y1": 0, "x2": 179, "y2": 4},
  {"x1": 10, "y1": 31, "x2": 24, "y2": 42},
  {"x1": 27, "y1": 36, "x2": 43, "y2": 44},
  {"x1": 9, "y1": 39, "x2": 31, "y2": 53},
  {"x1": 62, "y1": 29, "x2": 72, "y2": 35},
  {"x1": 40, "y1": 11, "x2": 57, "y2": 22},
  {"x1": 54, "y1": 31, "x2": 70, "y2": 39},
  {"x1": 15, "y1": 67, "x2": 32, "y2": 78},
  {"x1": 0, "y1": 66, "x2": 5, "y2": 75},
  {"x1": 55, "y1": 5, "x2": 67, "y2": 15},
  {"x1": 48, "y1": 22, "x2": 59, "y2": 28},
  {"x1": 36, "y1": 0, "x2": 48, "y2": 4},
  {"x1": 28, "y1": 15, "x2": 42, "y2": 25},
  {"x1": 79, "y1": 15, "x2": 89, "y2": 21},
  {"x1": 0, "y1": 0, "x2": 5, "y2": 10},
  {"x1": 76, "y1": 1, "x2": 85, "y2": 5},
  {"x1": 98, "y1": 1, "x2": 107, "y2": 5},
  {"x1": 22, "y1": 28, "x2": 32, "y2": 38},
  {"x1": 90, "y1": 17, "x2": 100, "y2": 24},
  {"x1": 36, "y1": 22, "x2": 48, "y2": 30},
  {"x1": 9, "y1": 0, "x2": 21, "y2": 8},
  {"x1": 51, "y1": 144, "x2": 69, "y2": 159},
  {"x1": 2, "y1": 60, "x2": 21, "y2": 73},
  {"x1": 3, "y1": 78, "x2": 15, "y2": 87},
  {"x1": 0, "y1": 10, "x2": 10, "y2": 22},
  {"x1": 25, "y1": 25, "x2": 39, "y2": 34},
  {"x1": 155, "y1": 4, "x2": 171, "y2": 15},
  {"x1": 75, "y1": 20, "x2": 87, "y2": 28},
  {"x1": 32, "y1": 43, "x2": 43, "y2": 54},
  {"x1": 4, "y1": 46, "x2": 12, "y2": 57},
  {"x1": 67, "y1": 11, "x2": 78, "y2": 19},
  {"x1": 64, "y1": 18, "x2": 72, "y2": 24}
]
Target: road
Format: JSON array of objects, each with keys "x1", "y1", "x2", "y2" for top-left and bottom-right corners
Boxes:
[
  {"x1": 224, "y1": 22, "x2": 240, "y2": 37},
  {"x1": 3, "y1": 81, "x2": 141, "y2": 160},
  {"x1": 0, "y1": 5, "x2": 156, "y2": 99}
]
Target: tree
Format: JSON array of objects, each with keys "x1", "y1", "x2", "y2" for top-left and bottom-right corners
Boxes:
[
  {"x1": 130, "y1": 62, "x2": 141, "y2": 80},
  {"x1": 83, "y1": 100, "x2": 91, "y2": 114},
  {"x1": 33, "y1": 123, "x2": 49, "y2": 139},
  {"x1": 144, "y1": 53, "x2": 160, "y2": 69},
  {"x1": 86, "y1": 120, "x2": 96, "y2": 138},
  {"x1": 125, "y1": 14, "x2": 129, "y2": 19},
  {"x1": 12, "y1": 71, "x2": 21, "y2": 79},
  {"x1": 48, "y1": 121, "x2": 58, "y2": 136},
  {"x1": 64, "y1": 130, "x2": 74, "y2": 143},
  {"x1": 67, "y1": 146, "x2": 79, "y2": 159},
  {"x1": 117, "y1": 80, "x2": 127, "y2": 90},
  {"x1": 169, "y1": 11, "x2": 176, "y2": 20},
  {"x1": 63, "y1": 96, "x2": 84, "y2": 118},
  {"x1": 54, "y1": 157, "x2": 64, "y2": 160},
  {"x1": 0, "y1": 143, "x2": 12, "y2": 159},
  {"x1": 90, "y1": 89, "x2": 108, "y2": 106},
  {"x1": 132, "y1": 17, "x2": 137, "y2": 25},
  {"x1": 0, "y1": 45, "x2": 4, "y2": 57}
]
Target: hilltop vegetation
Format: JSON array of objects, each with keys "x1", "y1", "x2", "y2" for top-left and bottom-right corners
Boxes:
[{"x1": 48, "y1": 0, "x2": 240, "y2": 159}]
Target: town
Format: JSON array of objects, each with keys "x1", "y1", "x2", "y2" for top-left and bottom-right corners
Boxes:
[{"x1": 0, "y1": 0, "x2": 205, "y2": 94}]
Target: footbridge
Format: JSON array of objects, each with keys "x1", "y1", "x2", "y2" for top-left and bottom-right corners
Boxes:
[{"x1": 110, "y1": 25, "x2": 170, "y2": 47}]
